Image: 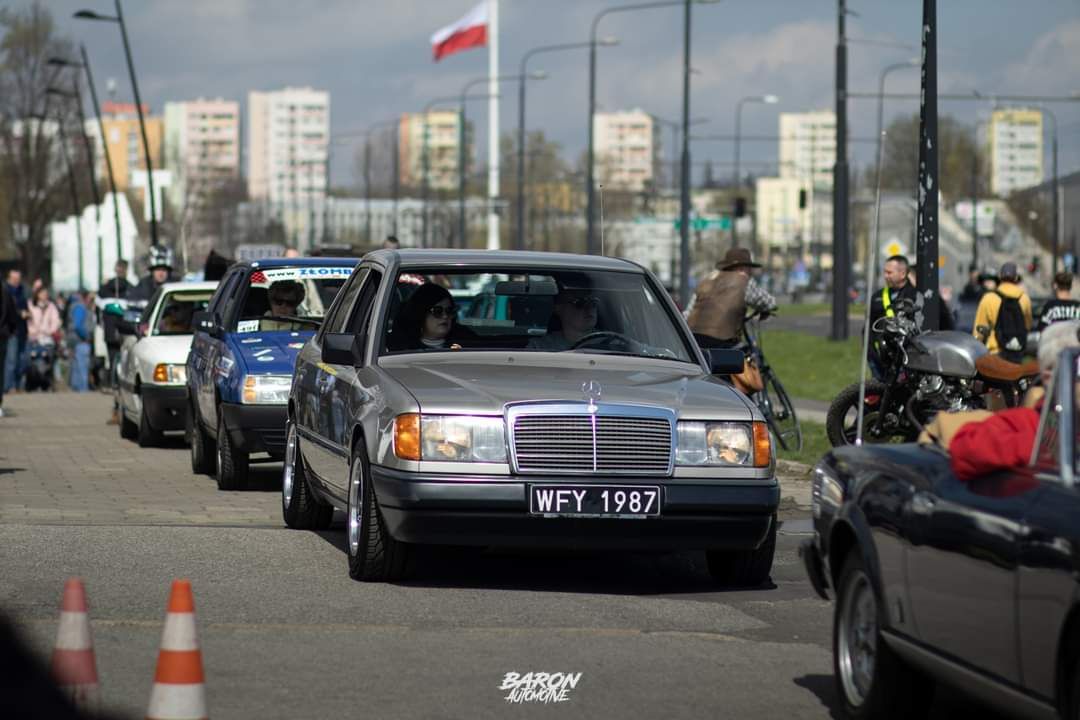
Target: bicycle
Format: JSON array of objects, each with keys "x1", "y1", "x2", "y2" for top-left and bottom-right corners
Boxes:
[{"x1": 742, "y1": 310, "x2": 803, "y2": 453}]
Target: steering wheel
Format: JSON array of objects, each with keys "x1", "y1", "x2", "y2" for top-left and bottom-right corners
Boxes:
[{"x1": 570, "y1": 331, "x2": 636, "y2": 351}]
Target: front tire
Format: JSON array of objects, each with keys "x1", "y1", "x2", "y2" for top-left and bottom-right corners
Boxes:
[
  {"x1": 137, "y1": 405, "x2": 162, "y2": 447},
  {"x1": 187, "y1": 398, "x2": 215, "y2": 475},
  {"x1": 826, "y1": 380, "x2": 912, "y2": 447},
  {"x1": 216, "y1": 413, "x2": 248, "y2": 491},
  {"x1": 346, "y1": 441, "x2": 412, "y2": 582},
  {"x1": 282, "y1": 419, "x2": 333, "y2": 530},
  {"x1": 119, "y1": 405, "x2": 138, "y2": 440},
  {"x1": 706, "y1": 513, "x2": 776, "y2": 587},
  {"x1": 833, "y1": 550, "x2": 933, "y2": 719}
]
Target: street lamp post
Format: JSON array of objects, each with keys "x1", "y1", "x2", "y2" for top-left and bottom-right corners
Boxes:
[
  {"x1": 36, "y1": 111, "x2": 85, "y2": 290},
  {"x1": 49, "y1": 48, "x2": 124, "y2": 292},
  {"x1": 1042, "y1": 107, "x2": 1060, "y2": 274},
  {"x1": 75, "y1": 0, "x2": 159, "y2": 248},
  {"x1": 587, "y1": 0, "x2": 719, "y2": 256},
  {"x1": 460, "y1": 75, "x2": 538, "y2": 250},
  {"x1": 650, "y1": 113, "x2": 708, "y2": 190},
  {"x1": 732, "y1": 94, "x2": 778, "y2": 248},
  {"x1": 518, "y1": 39, "x2": 616, "y2": 251}
]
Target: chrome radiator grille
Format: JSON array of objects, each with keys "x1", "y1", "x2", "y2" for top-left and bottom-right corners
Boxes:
[{"x1": 510, "y1": 405, "x2": 674, "y2": 475}]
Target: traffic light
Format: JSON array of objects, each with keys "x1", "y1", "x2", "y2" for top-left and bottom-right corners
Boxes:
[
  {"x1": 798, "y1": 189, "x2": 807, "y2": 209},
  {"x1": 734, "y1": 196, "x2": 747, "y2": 218}
]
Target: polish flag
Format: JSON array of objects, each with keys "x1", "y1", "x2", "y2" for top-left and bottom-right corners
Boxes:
[{"x1": 431, "y1": 2, "x2": 488, "y2": 62}]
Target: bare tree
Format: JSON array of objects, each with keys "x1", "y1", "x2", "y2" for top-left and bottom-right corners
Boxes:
[{"x1": 0, "y1": 2, "x2": 78, "y2": 280}]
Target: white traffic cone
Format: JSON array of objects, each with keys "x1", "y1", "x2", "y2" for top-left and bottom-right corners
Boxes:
[
  {"x1": 146, "y1": 579, "x2": 208, "y2": 720},
  {"x1": 50, "y1": 577, "x2": 100, "y2": 711}
]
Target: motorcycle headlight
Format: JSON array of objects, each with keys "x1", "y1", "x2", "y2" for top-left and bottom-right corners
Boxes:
[
  {"x1": 676, "y1": 421, "x2": 771, "y2": 467},
  {"x1": 414, "y1": 415, "x2": 507, "y2": 463},
  {"x1": 152, "y1": 363, "x2": 186, "y2": 384},
  {"x1": 241, "y1": 374, "x2": 292, "y2": 405}
]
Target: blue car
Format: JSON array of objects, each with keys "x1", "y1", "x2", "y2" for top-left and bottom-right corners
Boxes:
[{"x1": 186, "y1": 257, "x2": 357, "y2": 490}]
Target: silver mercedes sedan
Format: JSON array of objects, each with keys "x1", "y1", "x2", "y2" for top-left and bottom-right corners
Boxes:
[{"x1": 283, "y1": 249, "x2": 778, "y2": 585}]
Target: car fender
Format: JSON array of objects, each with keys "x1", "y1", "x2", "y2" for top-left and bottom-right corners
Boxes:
[{"x1": 830, "y1": 501, "x2": 889, "y2": 624}]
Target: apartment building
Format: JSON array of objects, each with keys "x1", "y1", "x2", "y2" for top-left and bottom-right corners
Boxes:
[
  {"x1": 398, "y1": 111, "x2": 463, "y2": 191},
  {"x1": 989, "y1": 108, "x2": 1044, "y2": 196},
  {"x1": 163, "y1": 98, "x2": 240, "y2": 211},
  {"x1": 593, "y1": 109, "x2": 658, "y2": 192},
  {"x1": 247, "y1": 87, "x2": 330, "y2": 206}
]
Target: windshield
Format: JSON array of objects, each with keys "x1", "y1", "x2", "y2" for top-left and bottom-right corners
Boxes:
[
  {"x1": 234, "y1": 265, "x2": 352, "y2": 333},
  {"x1": 381, "y1": 268, "x2": 695, "y2": 363},
  {"x1": 153, "y1": 290, "x2": 213, "y2": 336}
]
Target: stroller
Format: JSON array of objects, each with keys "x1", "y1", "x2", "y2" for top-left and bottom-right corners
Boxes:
[{"x1": 25, "y1": 339, "x2": 57, "y2": 392}]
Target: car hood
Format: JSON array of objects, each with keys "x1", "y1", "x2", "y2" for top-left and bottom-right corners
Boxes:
[
  {"x1": 379, "y1": 353, "x2": 753, "y2": 420},
  {"x1": 135, "y1": 334, "x2": 194, "y2": 365},
  {"x1": 231, "y1": 332, "x2": 312, "y2": 373}
]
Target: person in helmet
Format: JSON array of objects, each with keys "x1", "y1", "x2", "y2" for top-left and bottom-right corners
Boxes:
[{"x1": 129, "y1": 246, "x2": 178, "y2": 302}]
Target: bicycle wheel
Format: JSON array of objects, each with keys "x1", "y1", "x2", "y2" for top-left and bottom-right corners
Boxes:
[{"x1": 759, "y1": 367, "x2": 802, "y2": 453}]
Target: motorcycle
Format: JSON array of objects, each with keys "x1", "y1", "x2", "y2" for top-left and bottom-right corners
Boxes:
[{"x1": 826, "y1": 304, "x2": 1040, "y2": 446}]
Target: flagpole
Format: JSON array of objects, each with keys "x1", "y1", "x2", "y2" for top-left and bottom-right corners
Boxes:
[{"x1": 486, "y1": 0, "x2": 500, "y2": 250}]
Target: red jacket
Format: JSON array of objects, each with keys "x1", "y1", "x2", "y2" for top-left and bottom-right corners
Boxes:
[{"x1": 948, "y1": 405, "x2": 1041, "y2": 481}]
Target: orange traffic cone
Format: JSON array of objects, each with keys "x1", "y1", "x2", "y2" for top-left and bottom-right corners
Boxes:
[
  {"x1": 50, "y1": 578, "x2": 100, "y2": 711},
  {"x1": 146, "y1": 579, "x2": 208, "y2": 720}
]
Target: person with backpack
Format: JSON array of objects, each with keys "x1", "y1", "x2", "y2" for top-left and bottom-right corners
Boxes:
[{"x1": 972, "y1": 261, "x2": 1032, "y2": 363}]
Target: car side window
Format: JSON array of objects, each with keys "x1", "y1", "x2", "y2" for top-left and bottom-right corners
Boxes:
[
  {"x1": 345, "y1": 270, "x2": 384, "y2": 336},
  {"x1": 208, "y1": 270, "x2": 239, "y2": 313},
  {"x1": 323, "y1": 268, "x2": 369, "y2": 336},
  {"x1": 220, "y1": 269, "x2": 248, "y2": 328}
]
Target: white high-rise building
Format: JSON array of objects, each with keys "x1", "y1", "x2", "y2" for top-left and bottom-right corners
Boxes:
[
  {"x1": 247, "y1": 87, "x2": 330, "y2": 207},
  {"x1": 778, "y1": 110, "x2": 836, "y2": 189},
  {"x1": 593, "y1": 109, "x2": 658, "y2": 191},
  {"x1": 164, "y1": 98, "x2": 240, "y2": 212},
  {"x1": 990, "y1": 108, "x2": 1044, "y2": 196}
]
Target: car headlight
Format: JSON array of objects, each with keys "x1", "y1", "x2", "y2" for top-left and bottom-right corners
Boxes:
[
  {"x1": 241, "y1": 374, "x2": 292, "y2": 404},
  {"x1": 393, "y1": 413, "x2": 507, "y2": 463},
  {"x1": 676, "y1": 421, "x2": 771, "y2": 468},
  {"x1": 152, "y1": 363, "x2": 186, "y2": 384},
  {"x1": 811, "y1": 462, "x2": 844, "y2": 519}
]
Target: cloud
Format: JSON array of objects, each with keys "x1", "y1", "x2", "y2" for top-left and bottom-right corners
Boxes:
[{"x1": 1000, "y1": 19, "x2": 1080, "y2": 95}]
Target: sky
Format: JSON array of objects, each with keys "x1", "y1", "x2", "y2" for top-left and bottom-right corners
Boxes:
[{"x1": 33, "y1": 0, "x2": 1080, "y2": 188}]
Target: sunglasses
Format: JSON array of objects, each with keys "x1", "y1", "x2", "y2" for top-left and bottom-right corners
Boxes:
[
  {"x1": 565, "y1": 296, "x2": 599, "y2": 310},
  {"x1": 270, "y1": 298, "x2": 298, "y2": 306},
  {"x1": 427, "y1": 304, "x2": 457, "y2": 319}
]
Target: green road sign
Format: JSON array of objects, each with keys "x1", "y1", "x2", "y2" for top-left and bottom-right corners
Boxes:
[{"x1": 673, "y1": 216, "x2": 730, "y2": 231}]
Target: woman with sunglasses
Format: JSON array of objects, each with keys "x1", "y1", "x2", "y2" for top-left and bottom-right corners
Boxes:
[{"x1": 389, "y1": 282, "x2": 469, "y2": 351}]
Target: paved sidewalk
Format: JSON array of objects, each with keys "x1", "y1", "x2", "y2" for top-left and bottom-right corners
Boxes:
[{"x1": 0, "y1": 392, "x2": 283, "y2": 526}]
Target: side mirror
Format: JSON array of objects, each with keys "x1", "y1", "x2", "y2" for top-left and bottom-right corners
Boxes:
[
  {"x1": 193, "y1": 310, "x2": 223, "y2": 338},
  {"x1": 322, "y1": 332, "x2": 364, "y2": 366},
  {"x1": 707, "y1": 348, "x2": 745, "y2": 375}
]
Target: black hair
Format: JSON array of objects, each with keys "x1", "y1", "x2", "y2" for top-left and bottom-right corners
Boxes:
[
  {"x1": 885, "y1": 255, "x2": 909, "y2": 268},
  {"x1": 389, "y1": 282, "x2": 452, "y2": 350},
  {"x1": 269, "y1": 280, "x2": 305, "y2": 305},
  {"x1": 1055, "y1": 272, "x2": 1074, "y2": 291}
]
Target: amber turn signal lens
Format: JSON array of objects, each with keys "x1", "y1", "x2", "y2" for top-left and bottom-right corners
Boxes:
[
  {"x1": 752, "y1": 421, "x2": 772, "y2": 468},
  {"x1": 394, "y1": 413, "x2": 421, "y2": 461},
  {"x1": 153, "y1": 364, "x2": 169, "y2": 383}
]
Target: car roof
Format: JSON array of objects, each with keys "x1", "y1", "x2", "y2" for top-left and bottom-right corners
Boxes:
[
  {"x1": 369, "y1": 249, "x2": 644, "y2": 273},
  {"x1": 248, "y1": 256, "x2": 358, "y2": 269},
  {"x1": 158, "y1": 281, "x2": 219, "y2": 294}
]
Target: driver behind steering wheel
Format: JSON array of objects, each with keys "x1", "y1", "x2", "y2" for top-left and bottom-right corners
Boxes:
[
  {"x1": 263, "y1": 280, "x2": 306, "y2": 331},
  {"x1": 528, "y1": 281, "x2": 600, "y2": 351}
]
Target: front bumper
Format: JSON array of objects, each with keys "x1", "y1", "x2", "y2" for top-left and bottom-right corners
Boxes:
[
  {"x1": 140, "y1": 385, "x2": 188, "y2": 432},
  {"x1": 370, "y1": 466, "x2": 779, "y2": 550},
  {"x1": 219, "y1": 402, "x2": 287, "y2": 458}
]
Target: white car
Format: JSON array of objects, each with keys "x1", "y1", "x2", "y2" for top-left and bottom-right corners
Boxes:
[{"x1": 117, "y1": 281, "x2": 218, "y2": 446}]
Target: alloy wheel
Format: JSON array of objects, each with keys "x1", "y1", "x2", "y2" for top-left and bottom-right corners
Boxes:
[
  {"x1": 347, "y1": 459, "x2": 364, "y2": 557},
  {"x1": 282, "y1": 422, "x2": 297, "y2": 509},
  {"x1": 838, "y1": 570, "x2": 878, "y2": 707}
]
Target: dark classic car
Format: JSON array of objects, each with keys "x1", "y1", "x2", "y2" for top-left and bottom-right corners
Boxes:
[
  {"x1": 801, "y1": 348, "x2": 1080, "y2": 719},
  {"x1": 282, "y1": 249, "x2": 778, "y2": 584}
]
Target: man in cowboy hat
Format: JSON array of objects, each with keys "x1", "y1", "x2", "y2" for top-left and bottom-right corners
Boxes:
[{"x1": 687, "y1": 247, "x2": 777, "y2": 345}]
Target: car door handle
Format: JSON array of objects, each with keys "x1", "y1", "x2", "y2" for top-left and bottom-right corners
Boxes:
[{"x1": 910, "y1": 491, "x2": 937, "y2": 515}]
